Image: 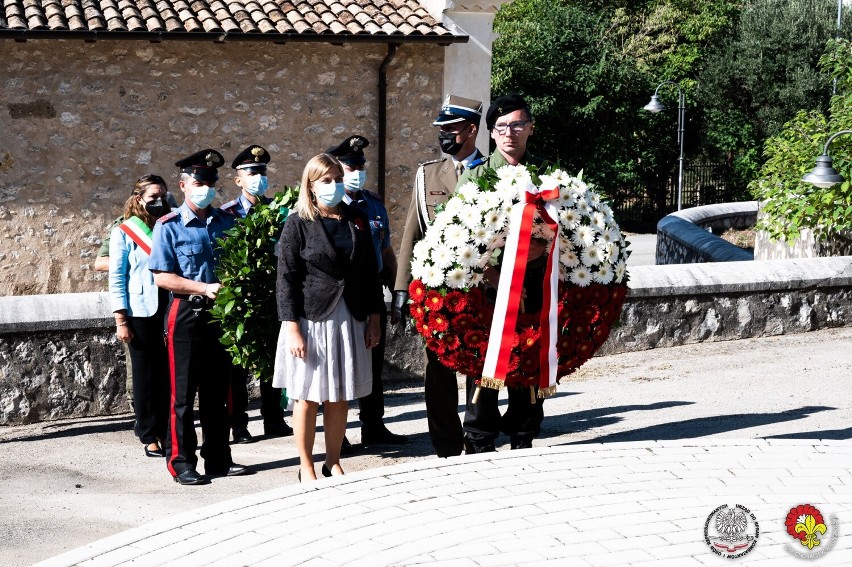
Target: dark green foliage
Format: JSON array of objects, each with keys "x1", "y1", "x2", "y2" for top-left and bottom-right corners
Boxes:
[{"x1": 211, "y1": 188, "x2": 299, "y2": 380}]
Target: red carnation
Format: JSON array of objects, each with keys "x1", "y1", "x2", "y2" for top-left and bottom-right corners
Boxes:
[
  {"x1": 353, "y1": 218, "x2": 366, "y2": 231},
  {"x1": 418, "y1": 321, "x2": 432, "y2": 337},
  {"x1": 576, "y1": 339, "x2": 595, "y2": 360},
  {"x1": 518, "y1": 354, "x2": 538, "y2": 375},
  {"x1": 517, "y1": 326, "x2": 541, "y2": 350},
  {"x1": 590, "y1": 285, "x2": 610, "y2": 305},
  {"x1": 592, "y1": 322, "x2": 611, "y2": 346},
  {"x1": 464, "y1": 329, "x2": 487, "y2": 350},
  {"x1": 557, "y1": 334, "x2": 576, "y2": 353},
  {"x1": 610, "y1": 284, "x2": 628, "y2": 303},
  {"x1": 409, "y1": 279, "x2": 426, "y2": 302},
  {"x1": 425, "y1": 290, "x2": 444, "y2": 311},
  {"x1": 411, "y1": 304, "x2": 427, "y2": 324},
  {"x1": 443, "y1": 290, "x2": 468, "y2": 313},
  {"x1": 569, "y1": 322, "x2": 591, "y2": 340},
  {"x1": 427, "y1": 337, "x2": 446, "y2": 355},
  {"x1": 440, "y1": 332, "x2": 461, "y2": 351},
  {"x1": 466, "y1": 287, "x2": 484, "y2": 310}
]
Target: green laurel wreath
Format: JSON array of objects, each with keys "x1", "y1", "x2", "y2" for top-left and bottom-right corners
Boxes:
[{"x1": 212, "y1": 188, "x2": 299, "y2": 381}]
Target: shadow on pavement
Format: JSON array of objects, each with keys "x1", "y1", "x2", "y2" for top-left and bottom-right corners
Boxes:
[
  {"x1": 565, "y1": 405, "x2": 835, "y2": 444},
  {"x1": 764, "y1": 427, "x2": 852, "y2": 440},
  {"x1": 540, "y1": 401, "x2": 695, "y2": 439},
  {"x1": 0, "y1": 415, "x2": 134, "y2": 444}
]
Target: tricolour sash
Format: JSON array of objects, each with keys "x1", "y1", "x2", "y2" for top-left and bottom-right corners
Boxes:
[{"x1": 118, "y1": 216, "x2": 153, "y2": 256}]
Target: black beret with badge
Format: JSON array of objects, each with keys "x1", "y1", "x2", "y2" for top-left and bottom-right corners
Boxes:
[
  {"x1": 175, "y1": 149, "x2": 225, "y2": 183},
  {"x1": 231, "y1": 144, "x2": 270, "y2": 172},
  {"x1": 326, "y1": 135, "x2": 369, "y2": 166},
  {"x1": 486, "y1": 94, "x2": 533, "y2": 131},
  {"x1": 433, "y1": 94, "x2": 483, "y2": 126}
]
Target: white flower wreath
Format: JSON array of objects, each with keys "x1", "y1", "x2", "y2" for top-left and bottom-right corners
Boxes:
[{"x1": 410, "y1": 164, "x2": 629, "y2": 290}]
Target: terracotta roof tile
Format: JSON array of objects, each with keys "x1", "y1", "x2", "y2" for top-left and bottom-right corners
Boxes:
[{"x1": 1, "y1": 0, "x2": 458, "y2": 38}]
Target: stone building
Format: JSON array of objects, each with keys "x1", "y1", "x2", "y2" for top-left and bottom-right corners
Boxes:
[{"x1": 0, "y1": 0, "x2": 508, "y2": 296}]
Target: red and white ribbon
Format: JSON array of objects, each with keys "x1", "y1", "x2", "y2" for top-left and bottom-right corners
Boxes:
[{"x1": 480, "y1": 179, "x2": 560, "y2": 394}]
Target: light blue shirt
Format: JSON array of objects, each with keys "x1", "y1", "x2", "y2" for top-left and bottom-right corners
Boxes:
[
  {"x1": 148, "y1": 203, "x2": 236, "y2": 283},
  {"x1": 108, "y1": 222, "x2": 161, "y2": 317}
]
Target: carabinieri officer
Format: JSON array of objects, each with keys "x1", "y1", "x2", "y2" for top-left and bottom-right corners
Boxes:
[{"x1": 149, "y1": 149, "x2": 250, "y2": 485}]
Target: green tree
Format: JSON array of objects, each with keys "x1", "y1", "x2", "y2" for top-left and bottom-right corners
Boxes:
[{"x1": 751, "y1": 38, "x2": 852, "y2": 244}]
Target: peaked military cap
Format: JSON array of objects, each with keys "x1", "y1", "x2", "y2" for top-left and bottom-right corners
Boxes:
[
  {"x1": 326, "y1": 135, "x2": 369, "y2": 166},
  {"x1": 231, "y1": 145, "x2": 270, "y2": 171},
  {"x1": 486, "y1": 94, "x2": 533, "y2": 131},
  {"x1": 433, "y1": 94, "x2": 483, "y2": 126},
  {"x1": 175, "y1": 149, "x2": 224, "y2": 183}
]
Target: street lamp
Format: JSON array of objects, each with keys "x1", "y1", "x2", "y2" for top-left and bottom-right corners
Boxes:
[
  {"x1": 802, "y1": 129, "x2": 852, "y2": 188},
  {"x1": 643, "y1": 81, "x2": 686, "y2": 211}
]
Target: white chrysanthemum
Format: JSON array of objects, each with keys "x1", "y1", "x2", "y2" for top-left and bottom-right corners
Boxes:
[
  {"x1": 591, "y1": 212, "x2": 606, "y2": 230},
  {"x1": 458, "y1": 205, "x2": 482, "y2": 231},
  {"x1": 410, "y1": 260, "x2": 429, "y2": 281},
  {"x1": 469, "y1": 271, "x2": 484, "y2": 287},
  {"x1": 572, "y1": 225, "x2": 595, "y2": 248},
  {"x1": 422, "y1": 264, "x2": 445, "y2": 287},
  {"x1": 446, "y1": 267, "x2": 468, "y2": 289},
  {"x1": 571, "y1": 179, "x2": 588, "y2": 195},
  {"x1": 444, "y1": 224, "x2": 470, "y2": 246},
  {"x1": 614, "y1": 259, "x2": 627, "y2": 283},
  {"x1": 560, "y1": 247, "x2": 580, "y2": 268},
  {"x1": 477, "y1": 252, "x2": 492, "y2": 269},
  {"x1": 495, "y1": 177, "x2": 516, "y2": 198},
  {"x1": 443, "y1": 197, "x2": 464, "y2": 217},
  {"x1": 594, "y1": 264, "x2": 614, "y2": 284},
  {"x1": 431, "y1": 243, "x2": 455, "y2": 269},
  {"x1": 575, "y1": 198, "x2": 590, "y2": 215},
  {"x1": 581, "y1": 244, "x2": 605, "y2": 267},
  {"x1": 599, "y1": 228, "x2": 618, "y2": 244},
  {"x1": 484, "y1": 210, "x2": 505, "y2": 231},
  {"x1": 478, "y1": 191, "x2": 502, "y2": 211},
  {"x1": 569, "y1": 266, "x2": 592, "y2": 287},
  {"x1": 412, "y1": 239, "x2": 432, "y2": 262},
  {"x1": 423, "y1": 226, "x2": 444, "y2": 248},
  {"x1": 560, "y1": 208, "x2": 580, "y2": 229},
  {"x1": 589, "y1": 192, "x2": 601, "y2": 207},
  {"x1": 456, "y1": 182, "x2": 478, "y2": 201},
  {"x1": 503, "y1": 203, "x2": 515, "y2": 217},
  {"x1": 532, "y1": 222, "x2": 555, "y2": 241},
  {"x1": 457, "y1": 244, "x2": 478, "y2": 268},
  {"x1": 599, "y1": 202, "x2": 615, "y2": 222},
  {"x1": 472, "y1": 226, "x2": 491, "y2": 246},
  {"x1": 495, "y1": 165, "x2": 515, "y2": 180},
  {"x1": 602, "y1": 241, "x2": 616, "y2": 262}
]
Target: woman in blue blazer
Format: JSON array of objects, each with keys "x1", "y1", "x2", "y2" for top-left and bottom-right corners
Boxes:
[
  {"x1": 273, "y1": 154, "x2": 385, "y2": 482},
  {"x1": 109, "y1": 175, "x2": 171, "y2": 458}
]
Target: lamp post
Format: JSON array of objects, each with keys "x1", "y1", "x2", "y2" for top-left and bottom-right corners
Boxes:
[
  {"x1": 802, "y1": 129, "x2": 852, "y2": 187},
  {"x1": 643, "y1": 81, "x2": 686, "y2": 211}
]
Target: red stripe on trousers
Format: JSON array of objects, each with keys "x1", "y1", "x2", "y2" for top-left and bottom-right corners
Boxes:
[{"x1": 165, "y1": 298, "x2": 181, "y2": 477}]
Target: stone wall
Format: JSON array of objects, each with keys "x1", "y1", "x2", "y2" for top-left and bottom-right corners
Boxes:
[
  {"x1": 656, "y1": 202, "x2": 758, "y2": 264},
  {"x1": 4, "y1": 256, "x2": 852, "y2": 424},
  {"x1": 0, "y1": 39, "x2": 445, "y2": 295}
]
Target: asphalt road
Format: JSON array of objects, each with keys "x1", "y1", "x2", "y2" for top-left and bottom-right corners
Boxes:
[{"x1": 2, "y1": 324, "x2": 851, "y2": 567}]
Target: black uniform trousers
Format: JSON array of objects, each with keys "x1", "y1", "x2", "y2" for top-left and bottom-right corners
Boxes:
[
  {"x1": 463, "y1": 377, "x2": 545, "y2": 447},
  {"x1": 425, "y1": 348, "x2": 464, "y2": 457},
  {"x1": 358, "y1": 305, "x2": 387, "y2": 427},
  {"x1": 228, "y1": 369, "x2": 285, "y2": 429},
  {"x1": 128, "y1": 290, "x2": 169, "y2": 446},
  {"x1": 164, "y1": 298, "x2": 232, "y2": 476}
]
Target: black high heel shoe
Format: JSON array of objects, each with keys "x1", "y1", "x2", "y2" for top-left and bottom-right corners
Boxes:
[
  {"x1": 144, "y1": 443, "x2": 165, "y2": 458},
  {"x1": 321, "y1": 464, "x2": 332, "y2": 478}
]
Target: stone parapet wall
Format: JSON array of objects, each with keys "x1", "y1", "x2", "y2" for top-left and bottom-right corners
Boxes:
[
  {"x1": 5, "y1": 255, "x2": 852, "y2": 424},
  {"x1": 656, "y1": 202, "x2": 758, "y2": 264}
]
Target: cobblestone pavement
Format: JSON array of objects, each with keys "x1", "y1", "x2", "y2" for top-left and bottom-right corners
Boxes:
[{"x1": 34, "y1": 440, "x2": 852, "y2": 567}]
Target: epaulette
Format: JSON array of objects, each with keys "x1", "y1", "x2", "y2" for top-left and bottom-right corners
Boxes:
[
  {"x1": 157, "y1": 211, "x2": 180, "y2": 224},
  {"x1": 419, "y1": 157, "x2": 446, "y2": 167},
  {"x1": 220, "y1": 199, "x2": 240, "y2": 212}
]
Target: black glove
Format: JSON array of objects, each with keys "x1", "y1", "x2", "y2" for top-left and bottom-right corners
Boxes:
[{"x1": 391, "y1": 290, "x2": 409, "y2": 325}]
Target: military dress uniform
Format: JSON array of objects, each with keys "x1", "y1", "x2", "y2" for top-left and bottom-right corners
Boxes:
[
  {"x1": 327, "y1": 135, "x2": 405, "y2": 444},
  {"x1": 394, "y1": 95, "x2": 484, "y2": 458},
  {"x1": 148, "y1": 149, "x2": 246, "y2": 484},
  {"x1": 220, "y1": 145, "x2": 292, "y2": 442}
]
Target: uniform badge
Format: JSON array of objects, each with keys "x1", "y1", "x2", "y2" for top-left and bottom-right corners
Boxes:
[{"x1": 251, "y1": 147, "x2": 264, "y2": 162}]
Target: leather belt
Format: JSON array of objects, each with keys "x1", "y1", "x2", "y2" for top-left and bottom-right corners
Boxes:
[{"x1": 172, "y1": 293, "x2": 213, "y2": 309}]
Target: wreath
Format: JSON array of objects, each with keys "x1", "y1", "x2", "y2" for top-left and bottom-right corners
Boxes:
[
  {"x1": 408, "y1": 164, "x2": 629, "y2": 391},
  {"x1": 212, "y1": 188, "x2": 299, "y2": 381}
]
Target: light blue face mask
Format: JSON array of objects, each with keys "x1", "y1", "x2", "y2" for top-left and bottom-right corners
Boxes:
[
  {"x1": 245, "y1": 175, "x2": 269, "y2": 197},
  {"x1": 189, "y1": 185, "x2": 216, "y2": 208},
  {"x1": 343, "y1": 169, "x2": 366, "y2": 192},
  {"x1": 314, "y1": 181, "x2": 345, "y2": 207}
]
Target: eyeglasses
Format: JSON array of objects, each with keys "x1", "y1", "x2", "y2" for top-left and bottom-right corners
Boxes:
[{"x1": 493, "y1": 120, "x2": 530, "y2": 135}]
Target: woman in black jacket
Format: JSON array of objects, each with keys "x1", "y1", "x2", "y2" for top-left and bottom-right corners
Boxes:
[{"x1": 273, "y1": 153, "x2": 384, "y2": 482}]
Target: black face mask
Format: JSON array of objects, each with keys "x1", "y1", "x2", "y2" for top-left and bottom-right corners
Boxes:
[
  {"x1": 145, "y1": 199, "x2": 166, "y2": 218},
  {"x1": 438, "y1": 130, "x2": 464, "y2": 156}
]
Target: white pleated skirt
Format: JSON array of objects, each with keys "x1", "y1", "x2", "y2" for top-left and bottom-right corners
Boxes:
[{"x1": 272, "y1": 300, "x2": 373, "y2": 403}]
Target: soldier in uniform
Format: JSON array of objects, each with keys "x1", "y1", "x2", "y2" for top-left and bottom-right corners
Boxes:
[
  {"x1": 149, "y1": 149, "x2": 250, "y2": 485},
  {"x1": 326, "y1": 135, "x2": 406, "y2": 446},
  {"x1": 457, "y1": 94, "x2": 549, "y2": 453},
  {"x1": 220, "y1": 145, "x2": 293, "y2": 442},
  {"x1": 392, "y1": 95, "x2": 484, "y2": 457}
]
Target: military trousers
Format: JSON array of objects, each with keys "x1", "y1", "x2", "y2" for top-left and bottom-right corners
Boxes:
[
  {"x1": 357, "y1": 305, "x2": 387, "y2": 427},
  {"x1": 424, "y1": 348, "x2": 464, "y2": 457},
  {"x1": 163, "y1": 297, "x2": 232, "y2": 477}
]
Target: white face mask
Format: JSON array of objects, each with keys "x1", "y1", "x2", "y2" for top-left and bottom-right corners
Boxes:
[
  {"x1": 314, "y1": 181, "x2": 345, "y2": 207},
  {"x1": 189, "y1": 185, "x2": 216, "y2": 208},
  {"x1": 343, "y1": 169, "x2": 366, "y2": 192},
  {"x1": 245, "y1": 175, "x2": 269, "y2": 197}
]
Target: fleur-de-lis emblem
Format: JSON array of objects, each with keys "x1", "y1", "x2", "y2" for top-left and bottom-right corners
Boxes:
[{"x1": 795, "y1": 514, "x2": 827, "y2": 549}]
